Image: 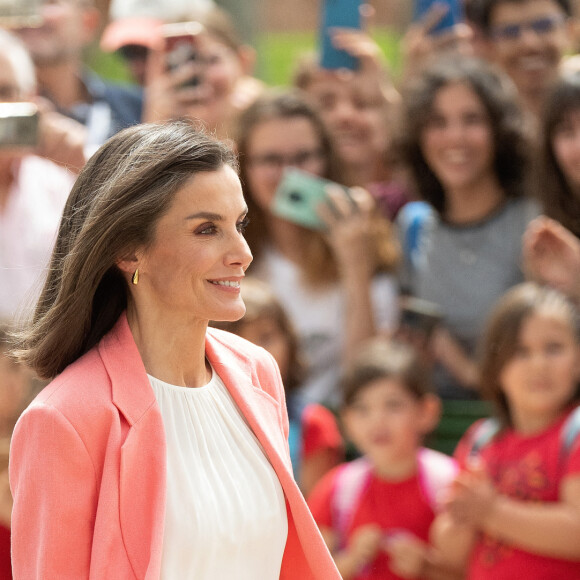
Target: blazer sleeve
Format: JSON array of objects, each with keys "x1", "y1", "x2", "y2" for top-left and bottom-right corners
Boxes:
[{"x1": 10, "y1": 403, "x2": 98, "y2": 579}]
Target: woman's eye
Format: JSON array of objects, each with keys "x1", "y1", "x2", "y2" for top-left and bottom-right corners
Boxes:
[
  {"x1": 237, "y1": 216, "x2": 250, "y2": 233},
  {"x1": 196, "y1": 223, "x2": 217, "y2": 235}
]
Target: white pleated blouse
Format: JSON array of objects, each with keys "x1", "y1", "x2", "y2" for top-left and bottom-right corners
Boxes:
[{"x1": 149, "y1": 367, "x2": 288, "y2": 580}]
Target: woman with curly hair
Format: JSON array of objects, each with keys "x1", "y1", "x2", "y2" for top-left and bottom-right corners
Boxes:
[{"x1": 396, "y1": 55, "x2": 539, "y2": 401}]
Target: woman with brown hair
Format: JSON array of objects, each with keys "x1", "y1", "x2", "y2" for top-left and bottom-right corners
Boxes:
[
  {"x1": 236, "y1": 89, "x2": 400, "y2": 409},
  {"x1": 396, "y1": 55, "x2": 539, "y2": 401},
  {"x1": 9, "y1": 121, "x2": 340, "y2": 579}
]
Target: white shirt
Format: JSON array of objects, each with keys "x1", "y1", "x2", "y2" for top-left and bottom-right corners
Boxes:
[
  {"x1": 0, "y1": 156, "x2": 74, "y2": 323},
  {"x1": 254, "y1": 246, "x2": 399, "y2": 406},
  {"x1": 149, "y1": 368, "x2": 288, "y2": 580}
]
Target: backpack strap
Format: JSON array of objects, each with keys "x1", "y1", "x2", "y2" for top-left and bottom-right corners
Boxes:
[
  {"x1": 332, "y1": 457, "x2": 373, "y2": 550},
  {"x1": 468, "y1": 418, "x2": 501, "y2": 458},
  {"x1": 561, "y1": 405, "x2": 580, "y2": 460},
  {"x1": 417, "y1": 448, "x2": 459, "y2": 510}
]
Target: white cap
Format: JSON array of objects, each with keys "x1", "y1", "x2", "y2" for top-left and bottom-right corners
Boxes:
[{"x1": 109, "y1": 0, "x2": 216, "y2": 22}]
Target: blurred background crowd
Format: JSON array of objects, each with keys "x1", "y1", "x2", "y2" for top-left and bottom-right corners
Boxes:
[{"x1": 2, "y1": 0, "x2": 580, "y2": 577}]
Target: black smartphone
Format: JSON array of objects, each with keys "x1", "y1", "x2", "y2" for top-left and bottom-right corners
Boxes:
[
  {"x1": 0, "y1": 102, "x2": 39, "y2": 149},
  {"x1": 413, "y1": 0, "x2": 463, "y2": 35},
  {"x1": 319, "y1": 0, "x2": 362, "y2": 70},
  {"x1": 400, "y1": 296, "x2": 443, "y2": 338},
  {"x1": 162, "y1": 21, "x2": 205, "y2": 88}
]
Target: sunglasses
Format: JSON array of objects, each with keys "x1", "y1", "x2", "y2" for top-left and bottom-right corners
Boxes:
[
  {"x1": 490, "y1": 15, "x2": 566, "y2": 41},
  {"x1": 118, "y1": 44, "x2": 150, "y2": 63}
]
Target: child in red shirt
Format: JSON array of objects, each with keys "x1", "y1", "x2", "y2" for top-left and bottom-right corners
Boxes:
[
  {"x1": 308, "y1": 339, "x2": 463, "y2": 580},
  {"x1": 443, "y1": 282, "x2": 580, "y2": 579}
]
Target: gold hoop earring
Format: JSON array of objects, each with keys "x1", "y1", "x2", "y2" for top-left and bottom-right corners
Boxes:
[{"x1": 131, "y1": 269, "x2": 139, "y2": 285}]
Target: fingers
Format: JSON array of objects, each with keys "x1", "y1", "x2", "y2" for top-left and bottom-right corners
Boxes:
[
  {"x1": 330, "y1": 28, "x2": 383, "y2": 66},
  {"x1": 416, "y1": 3, "x2": 450, "y2": 34}
]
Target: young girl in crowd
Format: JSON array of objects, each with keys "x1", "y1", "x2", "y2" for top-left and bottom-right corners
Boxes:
[
  {"x1": 212, "y1": 277, "x2": 344, "y2": 496},
  {"x1": 236, "y1": 89, "x2": 400, "y2": 408},
  {"x1": 293, "y1": 31, "x2": 410, "y2": 220},
  {"x1": 536, "y1": 69, "x2": 580, "y2": 238},
  {"x1": 396, "y1": 55, "x2": 539, "y2": 400},
  {"x1": 308, "y1": 338, "x2": 462, "y2": 580},
  {"x1": 446, "y1": 282, "x2": 580, "y2": 578}
]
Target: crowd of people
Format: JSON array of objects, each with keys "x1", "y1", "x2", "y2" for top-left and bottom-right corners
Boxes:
[{"x1": 2, "y1": 0, "x2": 580, "y2": 578}]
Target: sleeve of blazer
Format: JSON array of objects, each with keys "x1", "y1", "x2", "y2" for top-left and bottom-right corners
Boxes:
[{"x1": 10, "y1": 403, "x2": 97, "y2": 579}]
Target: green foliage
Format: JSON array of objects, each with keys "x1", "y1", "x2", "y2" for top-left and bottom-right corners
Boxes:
[{"x1": 87, "y1": 28, "x2": 402, "y2": 88}]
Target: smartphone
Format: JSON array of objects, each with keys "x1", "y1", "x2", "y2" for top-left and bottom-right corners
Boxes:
[
  {"x1": 162, "y1": 21, "x2": 204, "y2": 88},
  {"x1": 413, "y1": 0, "x2": 463, "y2": 35},
  {"x1": 319, "y1": 0, "x2": 362, "y2": 70},
  {"x1": 0, "y1": 102, "x2": 39, "y2": 149},
  {"x1": 399, "y1": 296, "x2": 443, "y2": 338},
  {"x1": 271, "y1": 168, "x2": 349, "y2": 230},
  {"x1": 0, "y1": 0, "x2": 42, "y2": 27}
]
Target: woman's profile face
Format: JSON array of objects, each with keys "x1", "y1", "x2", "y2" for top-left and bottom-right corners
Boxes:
[
  {"x1": 419, "y1": 81, "x2": 495, "y2": 193},
  {"x1": 244, "y1": 116, "x2": 327, "y2": 213},
  {"x1": 134, "y1": 164, "x2": 253, "y2": 324},
  {"x1": 551, "y1": 107, "x2": 580, "y2": 193}
]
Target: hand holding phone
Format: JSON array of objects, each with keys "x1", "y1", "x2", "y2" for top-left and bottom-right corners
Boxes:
[
  {"x1": 162, "y1": 21, "x2": 205, "y2": 88},
  {"x1": 271, "y1": 168, "x2": 350, "y2": 230}
]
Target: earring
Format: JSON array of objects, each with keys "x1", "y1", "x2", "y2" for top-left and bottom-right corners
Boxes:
[{"x1": 131, "y1": 269, "x2": 139, "y2": 285}]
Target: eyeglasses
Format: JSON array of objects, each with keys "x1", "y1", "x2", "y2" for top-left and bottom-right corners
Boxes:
[
  {"x1": 490, "y1": 15, "x2": 566, "y2": 41},
  {"x1": 247, "y1": 149, "x2": 325, "y2": 171}
]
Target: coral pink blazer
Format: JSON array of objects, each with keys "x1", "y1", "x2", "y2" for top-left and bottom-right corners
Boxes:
[{"x1": 9, "y1": 314, "x2": 340, "y2": 579}]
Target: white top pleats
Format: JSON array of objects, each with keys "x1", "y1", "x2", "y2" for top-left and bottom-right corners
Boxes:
[{"x1": 149, "y1": 368, "x2": 288, "y2": 580}]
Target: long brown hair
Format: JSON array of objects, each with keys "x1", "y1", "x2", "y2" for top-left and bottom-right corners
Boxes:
[
  {"x1": 397, "y1": 55, "x2": 530, "y2": 215},
  {"x1": 235, "y1": 88, "x2": 399, "y2": 286},
  {"x1": 13, "y1": 121, "x2": 237, "y2": 379},
  {"x1": 537, "y1": 71, "x2": 580, "y2": 238}
]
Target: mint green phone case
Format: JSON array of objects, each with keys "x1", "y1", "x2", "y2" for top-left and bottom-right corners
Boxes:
[{"x1": 271, "y1": 168, "x2": 337, "y2": 230}]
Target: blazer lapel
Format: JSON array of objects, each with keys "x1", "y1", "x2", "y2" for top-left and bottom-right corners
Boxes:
[
  {"x1": 205, "y1": 331, "x2": 292, "y2": 475},
  {"x1": 98, "y1": 314, "x2": 166, "y2": 579}
]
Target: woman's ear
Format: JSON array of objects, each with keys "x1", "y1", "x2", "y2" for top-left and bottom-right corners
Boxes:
[
  {"x1": 116, "y1": 251, "x2": 141, "y2": 279},
  {"x1": 418, "y1": 393, "x2": 442, "y2": 435}
]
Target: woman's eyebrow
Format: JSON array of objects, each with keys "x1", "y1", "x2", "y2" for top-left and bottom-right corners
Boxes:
[
  {"x1": 185, "y1": 207, "x2": 248, "y2": 221},
  {"x1": 185, "y1": 212, "x2": 224, "y2": 221}
]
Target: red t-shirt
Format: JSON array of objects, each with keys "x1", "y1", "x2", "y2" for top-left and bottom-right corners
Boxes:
[
  {"x1": 308, "y1": 463, "x2": 436, "y2": 580},
  {"x1": 455, "y1": 408, "x2": 580, "y2": 580},
  {"x1": 302, "y1": 404, "x2": 343, "y2": 460},
  {"x1": 0, "y1": 524, "x2": 11, "y2": 580}
]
